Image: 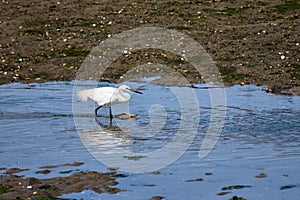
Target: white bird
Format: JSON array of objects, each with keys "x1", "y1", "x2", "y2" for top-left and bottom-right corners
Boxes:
[{"x1": 77, "y1": 85, "x2": 142, "y2": 122}]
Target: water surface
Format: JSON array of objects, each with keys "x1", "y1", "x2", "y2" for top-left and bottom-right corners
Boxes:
[{"x1": 0, "y1": 81, "x2": 299, "y2": 199}]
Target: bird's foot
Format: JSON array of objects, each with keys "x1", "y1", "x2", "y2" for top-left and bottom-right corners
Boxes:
[
  {"x1": 114, "y1": 112, "x2": 136, "y2": 120},
  {"x1": 124, "y1": 112, "x2": 136, "y2": 118}
]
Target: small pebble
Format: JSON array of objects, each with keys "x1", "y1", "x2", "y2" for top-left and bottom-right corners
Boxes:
[
  {"x1": 266, "y1": 88, "x2": 272, "y2": 93},
  {"x1": 255, "y1": 173, "x2": 267, "y2": 178},
  {"x1": 107, "y1": 167, "x2": 120, "y2": 171}
]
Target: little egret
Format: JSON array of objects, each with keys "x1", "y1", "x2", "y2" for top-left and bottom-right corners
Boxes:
[{"x1": 77, "y1": 85, "x2": 142, "y2": 122}]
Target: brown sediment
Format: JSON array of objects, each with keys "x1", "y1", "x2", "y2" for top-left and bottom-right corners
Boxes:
[
  {"x1": 4, "y1": 168, "x2": 30, "y2": 175},
  {"x1": 39, "y1": 161, "x2": 84, "y2": 169},
  {"x1": 0, "y1": 0, "x2": 299, "y2": 94},
  {"x1": 0, "y1": 171, "x2": 122, "y2": 199}
]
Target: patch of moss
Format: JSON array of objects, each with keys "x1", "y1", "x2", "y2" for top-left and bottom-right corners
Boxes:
[
  {"x1": 256, "y1": 1, "x2": 269, "y2": 6},
  {"x1": 162, "y1": 57, "x2": 190, "y2": 65},
  {"x1": 2, "y1": 65, "x2": 18, "y2": 72},
  {"x1": 35, "y1": 52, "x2": 50, "y2": 58},
  {"x1": 61, "y1": 47, "x2": 89, "y2": 57},
  {"x1": 0, "y1": 184, "x2": 12, "y2": 194},
  {"x1": 70, "y1": 21, "x2": 97, "y2": 27},
  {"x1": 31, "y1": 71, "x2": 52, "y2": 79},
  {"x1": 23, "y1": 29, "x2": 44, "y2": 35},
  {"x1": 217, "y1": 57, "x2": 235, "y2": 62},
  {"x1": 24, "y1": 18, "x2": 68, "y2": 28},
  {"x1": 38, "y1": 184, "x2": 57, "y2": 191},
  {"x1": 218, "y1": 66, "x2": 237, "y2": 81},
  {"x1": 170, "y1": 1, "x2": 202, "y2": 6},
  {"x1": 274, "y1": 0, "x2": 300, "y2": 13},
  {"x1": 202, "y1": 8, "x2": 220, "y2": 13},
  {"x1": 290, "y1": 63, "x2": 300, "y2": 80},
  {"x1": 219, "y1": 66, "x2": 256, "y2": 82},
  {"x1": 203, "y1": 6, "x2": 250, "y2": 16},
  {"x1": 286, "y1": 15, "x2": 299, "y2": 20},
  {"x1": 32, "y1": 195, "x2": 56, "y2": 200},
  {"x1": 224, "y1": 6, "x2": 250, "y2": 15}
]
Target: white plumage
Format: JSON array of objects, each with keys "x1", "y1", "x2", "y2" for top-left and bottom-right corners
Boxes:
[{"x1": 77, "y1": 85, "x2": 142, "y2": 122}]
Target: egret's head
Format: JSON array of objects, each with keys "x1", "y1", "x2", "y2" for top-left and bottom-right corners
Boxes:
[{"x1": 119, "y1": 85, "x2": 142, "y2": 94}]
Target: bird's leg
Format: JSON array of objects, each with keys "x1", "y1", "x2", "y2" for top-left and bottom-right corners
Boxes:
[
  {"x1": 95, "y1": 105, "x2": 103, "y2": 122},
  {"x1": 109, "y1": 106, "x2": 113, "y2": 126}
]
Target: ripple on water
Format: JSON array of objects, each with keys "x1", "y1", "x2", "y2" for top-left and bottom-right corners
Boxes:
[{"x1": 0, "y1": 82, "x2": 299, "y2": 200}]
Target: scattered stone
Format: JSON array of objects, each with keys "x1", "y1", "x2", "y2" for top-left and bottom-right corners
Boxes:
[
  {"x1": 222, "y1": 185, "x2": 251, "y2": 190},
  {"x1": 110, "y1": 173, "x2": 128, "y2": 178},
  {"x1": 185, "y1": 178, "x2": 203, "y2": 182},
  {"x1": 255, "y1": 173, "x2": 267, "y2": 178},
  {"x1": 151, "y1": 171, "x2": 161, "y2": 175},
  {"x1": 36, "y1": 169, "x2": 51, "y2": 175},
  {"x1": 58, "y1": 169, "x2": 78, "y2": 174},
  {"x1": 216, "y1": 191, "x2": 231, "y2": 196},
  {"x1": 150, "y1": 196, "x2": 165, "y2": 200},
  {"x1": 107, "y1": 167, "x2": 120, "y2": 171},
  {"x1": 230, "y1": 195, "x2": 247, "y2": 200},
  {"x1": 280, "y1": 184, "x2": 297, "y2": 190},
  {"x1": 4, "y1": 168, "x2": 29, "y2": 175},
  {"x1": 123, "y1": 155, "x2": 145, "y2": 160},
  {"x1": 39, "y1": 161, "x2": 84, "y2": 169},
  {"x1": 205, "y1": 172, "x2": 213, "y2": 176}
]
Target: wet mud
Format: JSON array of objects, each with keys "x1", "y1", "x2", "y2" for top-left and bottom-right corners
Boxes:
[{"x1": 0, "y1": 0, "x2": 299, "y2": 94}]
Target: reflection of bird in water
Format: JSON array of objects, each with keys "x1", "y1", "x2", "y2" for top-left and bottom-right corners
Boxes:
[
  {"x1": 77, "y1": 85, "x2": 142, "y2": 124},
  {"x1": 81, "y1": 124, "x2": 132, "y2": 153}
]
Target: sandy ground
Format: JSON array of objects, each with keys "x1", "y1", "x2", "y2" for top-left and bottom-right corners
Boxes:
[{"x1": 0, "y1": 0, "x2": 299, "y2": 94}]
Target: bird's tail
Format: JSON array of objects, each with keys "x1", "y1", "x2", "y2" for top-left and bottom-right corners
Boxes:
[{"x1": 77, "y1": 89, "x2": 95, "y2": 102}]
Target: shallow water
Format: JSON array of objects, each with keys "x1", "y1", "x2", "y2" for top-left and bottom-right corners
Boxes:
[{"x1": 0, "y1": 81, "x2": 299, "y2": 199}]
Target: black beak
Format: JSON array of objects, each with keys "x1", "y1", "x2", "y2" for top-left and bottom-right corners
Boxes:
[{"x1": 129, "y1": 88, "x2": 143, "y2": 94}]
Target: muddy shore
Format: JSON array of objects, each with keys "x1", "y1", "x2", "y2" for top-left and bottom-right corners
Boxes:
[
  {"x1": 0, "y1": 162, "x2": 123, "y2": 200},
  {"x1": 0, "y1": 0, "x2": 299, "y2": 94}
]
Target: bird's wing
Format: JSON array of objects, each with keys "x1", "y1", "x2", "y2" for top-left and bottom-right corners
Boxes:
[
  {"x1": 77, "y1": 87, "x2": 116, "y2": 106},
  {"x1": 77, "y1": 89, "x2": 96, "y2": 102}
]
